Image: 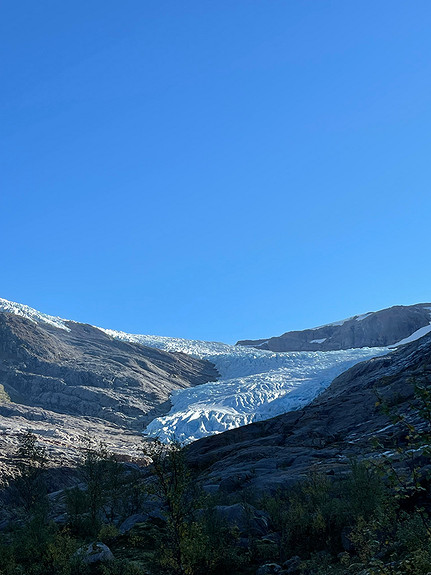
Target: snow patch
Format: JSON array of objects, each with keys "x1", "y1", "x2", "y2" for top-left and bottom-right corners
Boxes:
[
  {"x1": 316, "y1": 311, "x2": 373, "y2": 329},
  {"x1": 355, "y1": 312, "x2": 373, "y2": 321},
  {"x1": 320, "y1": 318, "x2": 349, "y2": 327},
  {"x1": 310, "y1": 338, "x2": 326, "y2": 344},
  {"x1": 390, "y1": 323, "x2": 431, "y2": 347}
]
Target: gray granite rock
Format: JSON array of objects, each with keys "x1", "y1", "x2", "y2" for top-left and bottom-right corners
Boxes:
[
  {"x1": 77, "y1": 541, "x2": 114, "y2": 564},
  {"x1": 0, "y1": 312, "x2": 218, "y2": 429},
  {"x1": 282, "y1": 556, "x2": 301, "y2": 574},
  {"x1": 212, "y1": 503, "x2": 270, "y2": 537},
  {"x1": 119, "y1": 513, "x2": 149, "y2": 533},
  {"x1": 237, "y1": 303, "x2": 431, "y2": 351}
]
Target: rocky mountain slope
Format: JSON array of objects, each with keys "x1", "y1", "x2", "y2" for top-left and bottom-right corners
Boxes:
[
  {"x1": 0, "y1": 312, "x2": 218, "y2": 428},
  {"x1": 187, "y1": 330, "x2": 431, "y2": 493},
  {"x1": 237, "y1": 303, "x2": 431, "y2": 351},
  {"x1": 1, "y1": 296, "x2": 431, "y2": 473},
  {"x1": 0, "y1": 308, "x2": 217, "y2": 467}
]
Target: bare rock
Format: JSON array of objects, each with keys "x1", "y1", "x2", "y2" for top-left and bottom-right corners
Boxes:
[
  {"x1": 0, "y1": 311, "x2": 218, "y2": 465},
  {"x1": 213, "y1": 503, "x2": 270, "y2": 537},
  {"x1": 282, "y1": 556, "x2": 301, "y2": 574},
  {"x1": 77, "y1": 541, "x2": 114, "y2": 564},
  {"x1": 238, "y1": 303, "x2": 431, "y2": 351}
]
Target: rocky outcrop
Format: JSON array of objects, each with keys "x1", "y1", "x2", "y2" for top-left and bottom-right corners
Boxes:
[
  {"x1": 237, "y1": 303, "x2": 431, "y2": 351},
  {"x1": 76, "y1": 542, "x2": 114, "y2": 564},
  {"x1": 211, "y1": 503, "x2": 270, "y2": 537},
  {"x1": 0, "y1": 402, "x2": 146, "y2": 476},
  {"x1": 188, "y1": 331, "x2": 431, "y2": 493}
]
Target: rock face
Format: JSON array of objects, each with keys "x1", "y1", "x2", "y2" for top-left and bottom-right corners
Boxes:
[
  {"x1": 211, "y1": 503, "x2": 270, "y2": 537},
  {"x1": 0, "y1": 402, "x2": 146, "y2": 475},
  {"x1": 187, "y1": 331, "x2": 431, "y2": 493},
  {"x1": 0, "y1": 312, "x2": 218, "y2": 429},
  {"x1": 0, "y1": 311, "x2": 218, "y2": 465},
  {"x1": 237, "y1": 303, "x2": 431, "y2": 351}
]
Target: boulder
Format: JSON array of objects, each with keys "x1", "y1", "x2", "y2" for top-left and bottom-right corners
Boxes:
[
  {"x1": 282, "y1": 556, "x2": 301, "y2": 574},
  {"x1": 213, "y1": 503, "x2": 270, "y2": 537},
  {"x1": 77, "y1": 541, "x2": 114, "y2": 564},
  {"x1": 119, "y1": 513, "x2": 149, "y2": 533}
]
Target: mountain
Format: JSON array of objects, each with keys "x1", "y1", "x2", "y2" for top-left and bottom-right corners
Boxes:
[
  {"x1": 0, "y1": 298, "x2": 217, "y2": 468},
  {"x1": 236, "y1": 303, "x2": 431, "y2": 351},
  {"x1": 187, "y1": 330, "x2": 431, "y2": 493},
  {"x1": 1, "y1": 296, "x2": 430, "y2": 467},
  {"x1": 0, "y1": 312, "x2": 218, "y2": 429},
  {"x1": 3, "y1": 297, "x2": 431, "y2": 574}
]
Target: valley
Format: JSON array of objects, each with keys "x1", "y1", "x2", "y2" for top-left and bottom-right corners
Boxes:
[{"x1": 2, "y1": 297, "x2": 431, "y2": 574}]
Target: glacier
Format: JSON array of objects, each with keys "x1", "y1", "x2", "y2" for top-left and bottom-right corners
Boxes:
[
  {"x1": 0, "y1": 298, "x2": 392, "y2": 444},
  {"x1": 101, "y1": 329, "x2": 390, "y2": 443}
]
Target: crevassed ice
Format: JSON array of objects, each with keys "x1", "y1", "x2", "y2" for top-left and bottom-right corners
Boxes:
[
  {"x1": 0, "y1": 298, "x2": 70, "y2": 331},
  {"x1": 101, "y1": 328, "x2": 389, "y2": 443}
]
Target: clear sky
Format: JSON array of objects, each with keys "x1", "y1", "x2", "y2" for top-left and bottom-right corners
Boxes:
[{"x1": 2, "y1": 1, "x2": 431, "y2": 343}]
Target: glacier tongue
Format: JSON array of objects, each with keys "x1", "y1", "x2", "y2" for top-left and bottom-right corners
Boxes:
[{"x1": 100, "y1": 329, "x2": 389, "y2": 443}]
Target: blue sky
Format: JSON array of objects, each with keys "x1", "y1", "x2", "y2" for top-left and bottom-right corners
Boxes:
[{"x1": 2, "y1": 1, "x2": 431, "y2": 343}]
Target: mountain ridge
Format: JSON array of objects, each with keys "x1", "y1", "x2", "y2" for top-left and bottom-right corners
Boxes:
[{"x1": 236, "y1": 303, "x2": 431, "y2": 351}]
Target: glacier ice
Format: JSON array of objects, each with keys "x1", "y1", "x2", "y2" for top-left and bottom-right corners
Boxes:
[
  {"x1": 0, "y1": 297, "x2": 70, "y2": 331},
  {"x1": 101, "y1": 329, "x2": 389, "y2": 443}
]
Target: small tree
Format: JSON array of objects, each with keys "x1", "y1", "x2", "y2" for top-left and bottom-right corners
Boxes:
[
  {"x1": 13, "y1": 430, "x2": 48, "y2": 514},
  {"x1": 373, "y1": 380, "x2": 431, "y2": 534},
  {"x1": 142, "y1": 438, "x2": 194, "y2": 574},
  {"x1": 66, "y1": 438, "x2": 134, "y2": 535}
]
